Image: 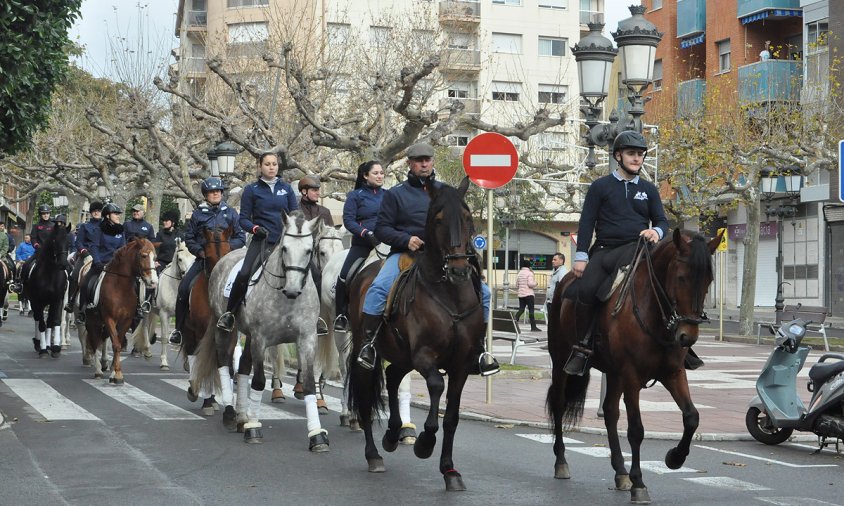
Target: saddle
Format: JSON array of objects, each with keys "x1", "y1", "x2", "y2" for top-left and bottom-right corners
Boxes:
[
  {"x1": 384, "y1": 253, "x2": 418, "y2": 317},
  {"x1": 222, "y1": 255, "x2": 264, "y2": 300},
  {"x1": 562, "y1": 265, "x2": 628, "y2": 303}
]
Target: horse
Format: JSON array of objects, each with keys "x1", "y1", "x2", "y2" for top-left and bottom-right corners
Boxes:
[
  {"x1": 267, "y1": 222, "x2": 344, "y2": 408},
  {"x1": 21, "y1": 223, "x2": 71, "y2": 358},
  {"x1": 0, "y1": 256, "x2": 10, "y2": 326},
  {"x1": 346, "y1": 177, "x2": 483, "y2": 491},
  {"x1": 545, "y1": 229, "x2": 721, "y2": 504},
  {"x1": 194, "y1": 211, "x2": 329, "y2": 450},
  {"x1": 84, "y1": 238, "x2": 159, "y2": 384},
  {"x1": 131, "y1": 238, "x2": 194, "y2": 372}
]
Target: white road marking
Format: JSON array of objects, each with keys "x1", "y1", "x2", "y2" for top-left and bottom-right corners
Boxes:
[
  {"x1": 695, "y1": 444, "x2": 838, "y2": 468},
  {"x1": 515, "y1": 433, "x2": 582, "y2": 445},
  {"x1": 2, "y1": 379, "x2": 100, "y2": 421},
  {"x1": 626, "y1": 461, "x2": 699, "y2": 474},
  {"x1": 567, "y1": 446, "x2": 631, "y2": 458},
  {"x1": 85, "y1": 379, "x2": 202, "y2": 420},
  {"x1": 469, "y1": 154, "x2": 511, "y2": 167},
  {"x1": 584, "y1": 399, "x2": 713, "y2": 411},
  {"x1": 160, "y1": 379, "x2": 304, "y2": 420},
  {"x1": 683, "y1": 476, "x2": 771, "y2": 491},
  {"x1": 756, "y1": 497, "x2": 841, "y2": 505}
]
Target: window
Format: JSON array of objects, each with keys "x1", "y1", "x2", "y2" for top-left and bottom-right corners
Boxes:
[
  {"x1": 652, "y1": 59, "x2": 663, "y2": 90},
  {"x1": 651, "y1": 0, "x2": 662, "y2": 9},
  {"x1": 717, "y1": 39, "x2": 731, "y2": 73},
  {"x1": 538, "y1": 36, "x2": 566, "y2": 57},
  {"x1": 228, "y1": 22, "x2": 268, "y2": 43},
  {"x1": 539, "y1": 0, "x2": 566, "y2": 8},
  {"x1": 446, "y1": 31, "x2": 472, "y2": 49},
  {"x1": 191, "y1": 43, "x2": 205, "y2": 58},
  {"x1": 491, "y1": 81, "x2": 521, "y2": 102},
  {"x1": 447, "y1": 134, "x2": 469, "y2": 146},
  {"x1": 411, "y1": 29, "x2": 435, "y2": 50},
  {"x1": 492, "y1": 33, "x2": 522, "y2": 54},
  {"x1": 192, "y1": 0, "x2": 206, "y2": 9},
  {"x1": 370, "y1": 26, "x2": 391, "y2": 48},
  {"x1": 227, "y1": 0, "x2": 268, "y2": 7},
  {"x1": 807, "y1": 21, "x2": 829, "y2": 53},
  {"x1": 538, "y1": 84, "x2": 567, "y2": 104},
  {"x1": 448, "y1": 82, "x2": 470, "y2": 99},
  {"x1": 327, "y1": 23, "x2": 349, "y2": 46},
  {"x1": 492, "y1": 0, "x2": 522, "y2": 5}
]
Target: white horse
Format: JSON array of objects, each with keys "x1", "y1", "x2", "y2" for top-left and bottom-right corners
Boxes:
[
  {"x1": 131, "y1": 238, "x2": 194, "y2": 372},
  {"x1": 194, "y1": 211, "x2": 330, "y2": 449}
]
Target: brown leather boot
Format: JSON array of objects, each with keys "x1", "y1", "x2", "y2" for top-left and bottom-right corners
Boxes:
[
  {"x1": 563, "y1": 301, "x2": 594, "y2": 376},
  {"x1": 357, "y1": 313, "x2": 383, "y2": 370}
]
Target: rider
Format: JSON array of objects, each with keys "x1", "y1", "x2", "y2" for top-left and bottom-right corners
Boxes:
[
  {"x1": 357, "y1": 142, "x2": 499, "y2": 376},
  {"x1": 124, "y1": 204, "x2": 156, "y2": 242},
  {"x1": 66, "y1": 201, "x2": 104, "y2": 313},
  {"x1": 298, "y1": 175, "x2": 334, "y2": 335},
  {"x1": 154, "y1": 209, "x2": 181, "y2": 275},
  {"x1": 562, "y1": 131, "x2": 703, "y2": 375},
  {"x1": 169, "y1": 177, "x2": 245, "y2": 345},
  {"x1": 30, "y1": 204, "x2": 53, "y2": 250},
  {"x1": 333, "y1": 160, "x2": 384, "y2": 332},
  {"x1": 77, "y1": 203, "x2": 127, "y2": 323},
  {"x1": 216, "y1": 152, "x2": 297, "y2": 333}
]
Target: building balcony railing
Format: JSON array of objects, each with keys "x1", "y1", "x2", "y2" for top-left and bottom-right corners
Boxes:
[
  {"x1": 439, "y1": 97, "x2": 481, "y2": 116},
  {"x1": 677, "y1": 0, "x2": 705, "y2": 38},
  {"x1": 579, "y1": 10, "x2": 604, "y2": 25},
  {"x1": 677, "y1": 78, "x2": 706, "y2": 116},
  {"x1": 226, "y1": 41, "x2": 268, "y2": 59},
  {"x1": 738, "y1": 60, "x2": 802, "y2": 104},
  {"x1": 439, "y1": 1, "x2": 480, "y2": 23},
  {"x1": 180, "y1": 57, "x2": 206, "y2": 74},
  {"x1": 737, "y1": 0, "x2": 800, "y2": 19},
  {"x1": 186, "y1": 10, "x2": 207, "y2": 29},
  {"x1": 441, "y1": 48, "x2": 481, "y2": 71}
]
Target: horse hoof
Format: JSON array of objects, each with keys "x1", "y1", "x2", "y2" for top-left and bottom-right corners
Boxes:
[
  {"x1": 367, "y1": 458, "x2": 385, "y2": 473},
  {"x1": 109, "y1": 377, "x2": 124, "y2": 386},
  {"x1": 201, "y1": 406, "x2": 214, "y2": 416},
  {"x1": 554, "y1": 463, "x2": 571, "y2": 479},
  {"x1": 271, "y1": 388, "x2": 285, "y2": 403},
  {"x1": 149, "y1": 333, "x2": 157, "y2": 345},
  {"x1": 293, "y1": 382, "x2": 304, "y2": 400},
  {"x1": 309, "y1": 432, "x2": 330, "y2": 452},
  {"x1": 615, "y1": 474, "x2": 633, "y2": 491},
  {"x1": 38, "y1": 350, "x2": 49, "y2": 358},
  {"x1": 349, "y1": 419, "x2": 362, "y2": 432},
  {"x1": 664, "y1": 448, "x2": 686, "y2": 470},
  {"x1": 339, "y1": 415, "x2": 349, "y2": 427},
  {"x1": 382, "y1": 431, "x2": 399, "y2": 453},
  {"x1": 237, "y1": 422, "x2": 245, "y2": 433},
  {"x1": 131, "y1": 348, "x2": 141, "y2": 358},
  {"x1": 187, "y1": 386, "x2": 198, "y2": 403},
  {"x1": 94, "y1": 373, "x2": 103, "y2": 379},
  {"x1": 32, "y1": 338, "x2": 40, "y2": 352},
  {"x1": 82, "y1": 357, "x2": 91, "y2": 367},
  {"x1": 211, "y1": 397, "x2": 220, "y2": 410},
  {"x1": 399, "y1": 425, "x2": 417, "y2": 445},
  {"x1": 143, "y1": 352, "x2": 152, "y2": 359},
  {"x1": 160, "y1": 364, "x2": 170, "y2": 371},
  {"x1": 630, "y1": 487, "x2": 651, "y2": 504},
  {"x1": 222, "y1": 406, "x2": 238, "y2": 431},
  {"x1": 317, "y1": 399, "x2": 328, "y2": 415},
  {"x1": 244, "y1": 428, "x2": 263, "y2": 443},
  {"x1": 444, "y1": 471, "x2": 466, "y2": 492},
  {"x1": 413, "y1": 432, "x2": 436, "y2": 459}
]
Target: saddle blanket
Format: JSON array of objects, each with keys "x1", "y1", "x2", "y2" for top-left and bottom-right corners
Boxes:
[{"x1": 222, "y1": 259, "x2": 263, "y2": 299}]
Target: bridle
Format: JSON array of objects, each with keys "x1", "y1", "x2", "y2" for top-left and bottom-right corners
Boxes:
[
  {"x1": 161, "y1": 250, "x2": 189, "y2": 281},
  {"x1": 315, "y1": 233, "x2": 343, "y2": 270},
  {"x1": 262, "y1": 230, "x2": 314, "y2": 291}
]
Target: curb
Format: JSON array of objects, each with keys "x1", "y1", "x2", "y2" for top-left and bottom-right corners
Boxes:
[{"x1": 0, "y1": 410, "x2": 6, "y2": 431}]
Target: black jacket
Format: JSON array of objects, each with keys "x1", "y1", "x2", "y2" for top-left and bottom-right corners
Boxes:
[{"x1": 155, "y1": 227, "x2": 181, "y2": 265}]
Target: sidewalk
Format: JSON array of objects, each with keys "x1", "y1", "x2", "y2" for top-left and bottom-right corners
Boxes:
[{"x1": 408, "y1": 327, "x2": 830, "y2": 442}]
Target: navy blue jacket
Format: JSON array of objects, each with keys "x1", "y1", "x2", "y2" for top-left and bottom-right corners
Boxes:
[
  {"x1": 375, "y1": 172, "x2": 442, "y2": 253},
  {"x1": 239, "y1": 178, "x2": 298, "y2": 244},
  {"x1": 124, "y1": 218, "x2": 155, "y2": 242},
  {"x1": 93, "y1": 222, "x2": 126, "y2": 265},
  {"x1": 576, "y1": 172, "x2": 669, "y2": 258},
  {"x1": 30, "y1": 219, "x2": 54, "y2": 249},
  {"x1": 184, "y1": 202, "x2": 245, "y2": 257},
  {"x1": 344, "y1": 185, "x2": 384, "y2": 247},
  {"x1": 75, "y1": 218, "x2": 102, "y2": 254}
]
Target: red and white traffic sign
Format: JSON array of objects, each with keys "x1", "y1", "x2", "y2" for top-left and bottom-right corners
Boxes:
[{"x1": 462, "y1": 132, "x2": 519, "y2": 189}]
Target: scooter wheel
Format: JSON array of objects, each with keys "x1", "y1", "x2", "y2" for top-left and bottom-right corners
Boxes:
[{"x1": 745, "y1": 407, "x2": 793, "y2": 445}]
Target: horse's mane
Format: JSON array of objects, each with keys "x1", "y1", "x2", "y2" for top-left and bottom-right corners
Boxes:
[
  {"x1": 652, "y1": 229, "x2": 713, "y2": 296},
  {"x1": 36, "y1": 224, "x2": 69, "y2": 260},
  {"x1": 111, "y1": 237, "x2": 145, "y2": 264}
]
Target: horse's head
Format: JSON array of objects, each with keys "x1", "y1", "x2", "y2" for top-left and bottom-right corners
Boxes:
[
  {"x1": 424, "y1": 177, "x2": 475, "y2": 284},
  {"x1": 134, "y1": 238, "x2": 159, "y2": 289},
  {"x1": 202, "y1": 225, "x2": 233, "y2": 268},
  {"x1": 44, "y1": 222, "x2": 71, "y2": 269},
  {"x1": 173, "y1": 238, "x2": 194, "y2": 278},
  {"x1": 653, "y1": 229, "x2": 722, "y2": 347},
  {"x1": 279, "y1": 211, "x2": 317, "y2": 299},
  {"x1": 315, "y1": 221, "x2": 345, "y2": 271}
]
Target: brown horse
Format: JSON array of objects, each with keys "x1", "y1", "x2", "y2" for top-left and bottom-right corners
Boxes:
[
  {"x1": 84, "y1": 238, "x2": 159, "y2": 384},
  {"x1": 347, "y1": 177, "x2": 484, "y2": 491},
  {"x1": 546, "y1": 229, "x2": 721, "y2": 504}
]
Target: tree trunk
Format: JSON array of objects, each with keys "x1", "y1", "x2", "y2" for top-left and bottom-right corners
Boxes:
[{"x1": 739, "y1": 198, "x2": 761, "y2": 336}]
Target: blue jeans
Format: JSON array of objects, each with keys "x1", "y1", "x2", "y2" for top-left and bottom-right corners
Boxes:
[{"x1": 362, "y1": 253, "x2": 490, "y2": 322}]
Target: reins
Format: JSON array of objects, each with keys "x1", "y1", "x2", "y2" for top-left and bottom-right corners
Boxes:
[{"x1": 261, "y1": 231, "x2": 314, "y2": 291}]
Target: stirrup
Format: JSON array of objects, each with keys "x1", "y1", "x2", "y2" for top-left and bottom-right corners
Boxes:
[
  {"x1": 140, "y1": 300, "x2": 152, "y2": 313},
  {"x1": 333, "y1": 314, "x2": 348, "y2": 332},
  {"x1": 357, "y1": 342, "x2": 376, "y2": 370},
  {"x1": 563, "y1": 348, "x2": 590, "y2": 376},
  {"x1": 216, "y1": 312, "x2": 235, "y2": 332},
  {"x1": 478, "y1": 352, "x2": 500, "y2": 377},
  {"x1": 168, "y1": 330, "x2": 182, "y2": 345},
  {"x1": 316, "y1": 317, "x2": 329, "y2": 336}
]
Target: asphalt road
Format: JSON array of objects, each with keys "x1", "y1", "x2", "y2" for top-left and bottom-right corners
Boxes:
[{"x1": 1, "y1": 312, "x2": 842, "y2": 505}]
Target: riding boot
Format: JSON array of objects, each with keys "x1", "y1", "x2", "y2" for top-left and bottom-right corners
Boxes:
[
  {"x1": 218, "y1": 271, "x2": 248, "y2": 332},
  {"x1": 170, "y1": 293, "x2": 187, "y2": 345},
  {"x1": 333, "y1": 278, "x2": 349, "y2": 332},
  {"x1": 357, "y1": 313, "x2": 383, "y2": 370},
  {"x1": 684, "y1": 347, "x2": 704, "y2": 370},
  {"x1": 563, "y1": 301, "x2": 595, "y2": 376},
  {"x1": 310, "y1": 263, "x2": 328, "y2": 336}
]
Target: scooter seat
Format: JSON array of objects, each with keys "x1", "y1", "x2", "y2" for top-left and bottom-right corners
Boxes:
[{"x1": 808, "y1": 355, "x2": 844, "y2": 385}]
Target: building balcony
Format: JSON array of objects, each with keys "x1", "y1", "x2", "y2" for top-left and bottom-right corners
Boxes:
[
  {"x1": 180, "y1": 57, "x2": 206, "y2": 76},
  {"x1": 580, "y1": 10, "x2": 603, "y2": 25},
  {"x1": 227, "y1": 41, "x2": 268, "y2": 59},
  {"x1": 677, "y1": 0, "x2": 705, "y2": 39},
  {"x1": 738, "y1": 60, "x2": 801, "y2": 104},
  {"x1": 441, "y1": 49, "x2": 481, "y2": 72},
  {"x1": 737, "y1": 0, "x2": 800, "y2": 22},
  {"x1": 439, "y1": 97, "x2": 480, "y2": 116},
  {"x1": 439, "y1": 1, "x2": 480, "y2": 24},
  {"x1": 677, "y1": 78, "x2": 706, "y2": 116},
  {"x1": 186, "y1": 10, "x2": 207, "y2": 30}
]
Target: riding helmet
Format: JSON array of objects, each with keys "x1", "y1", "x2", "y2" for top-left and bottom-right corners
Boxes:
[
  {"x1": 612, "y1": 131, "x2": 648, "y2": 155},
  {"x1": 161, "y1": 209, "x2": 180, "y2": 223},
  {"x1": 201, "y1": 177, "x2": 226, "y2": 195},
  {"x1": 52, "y1": 214, "x2": 67, "y2": 224},
  {"x1": 38, "y1": 204, "x2": 51, "y2": 214},
  {"x1": 89, "y1": 201, "x2": 104, "y2": 213},
  {"x1": 102, "y1": 203, "x2": 123, "y2": 216},
  {"x1": 298, "y1": 175, "x2": 321, "y2": 192}
]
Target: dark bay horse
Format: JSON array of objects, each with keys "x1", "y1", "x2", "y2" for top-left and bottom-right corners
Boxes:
[
  {"x1": 21, "y1": 223, "x2": 71, "y2": 357},
  {"x1": 546, "y1": 229, "x2": 722, "y2": 504},
  {"x1": 347, "y1": 177, "x2": 484, "y2": 491},
  {"x1": 84, "y1": 239, "x2": 159, "y2": 384}
]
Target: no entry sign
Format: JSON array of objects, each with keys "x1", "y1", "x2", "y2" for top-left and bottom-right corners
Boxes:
[{"x1": 462, "y1": 132, "x2": 519, "y2": 189}]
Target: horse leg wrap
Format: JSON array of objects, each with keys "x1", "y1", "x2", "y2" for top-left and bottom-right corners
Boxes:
[
  {"x1": 245, "y1": 387, "x2": 262, "y2": 425},
  {"x1": 232, "y1": 343, "x2": 242, "y2": 373},
  {"x1": 52, "y1": 326, "x2": 61, "y2": 346},
  {"x1": 236, "y1": 374, "x2": 250, "y2": 416},
  {"x1": 218, "y1": 366, "x2": 234, "y2": 407},
  {"x1": 399, "y1": 391, "x2": 412, "y2": 425},
  {"x1": 40, "y1": 330, "x2": 49, "y2": 350},
  {"x1": 305, "y1": 394, "x2": 321, "y2": 434}
]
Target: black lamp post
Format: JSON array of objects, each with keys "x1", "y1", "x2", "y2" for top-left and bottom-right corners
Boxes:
[{"x1": 760, "y1": 165, "x2": 803, "y2": 314}]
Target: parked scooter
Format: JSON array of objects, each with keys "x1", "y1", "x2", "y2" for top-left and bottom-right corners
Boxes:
[{"x1": 746, "y1": 318, "x2": 844, "y2": 450}]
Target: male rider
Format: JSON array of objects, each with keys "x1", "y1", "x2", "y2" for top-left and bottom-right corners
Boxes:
[{"x1": 124, "y1": 204, "x2": 156, "y2": 242}]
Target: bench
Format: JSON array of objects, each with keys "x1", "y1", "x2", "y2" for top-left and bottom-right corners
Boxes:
[
  {"x1": 756, "y1": 303, "x2": 830, "y2": 351},
  {"x1": 491, "y1": 309, "x2": 544, "y2": 364}
]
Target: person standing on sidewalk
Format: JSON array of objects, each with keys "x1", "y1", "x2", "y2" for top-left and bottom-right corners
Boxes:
[
  {"x1": 515, "y1": 260, "x2": 541, "y2": 331},
  {"x1": 545, "y1": 252, "x2": 567, "y2": 313}
]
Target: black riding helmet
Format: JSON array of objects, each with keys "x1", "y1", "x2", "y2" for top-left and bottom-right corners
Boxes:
[
  {"x1": 102, "y1": 203, "x2": 123, "y2": 216},
  {"x1": 52, "y1": 214, "x2": 67, "y2": 224},
  {"x1": 38, "y1": 204, "x2": 51, "y2": 214},
  {"x1": 201, "y1": 177, "x2": 226, "y2": 196},
  {"x1": 89, "y1": 201, "x2": 104, "y2": 213},
  {"x1": 612, "y1": 130, "x2": 648, "y2": 176}
]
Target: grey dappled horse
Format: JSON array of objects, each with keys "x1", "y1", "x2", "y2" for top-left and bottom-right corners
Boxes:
[{"x1": 194, "y1": 211, "x2": 329, "y2": 449}]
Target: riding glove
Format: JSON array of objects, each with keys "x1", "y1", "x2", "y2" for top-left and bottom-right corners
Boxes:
[
  {"x1": 365, "y1": 230, "x2": 379, "y2": 247},
  {"x1": 253, "y1": 226, "x2": 269, "y2": 239}
]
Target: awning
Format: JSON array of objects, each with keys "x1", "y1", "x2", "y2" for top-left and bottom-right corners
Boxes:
[
  {"x1": 680, "y1": 34, "x2": 705, "y2": 49},
  {"x1": 740, "y1": 9, "x2": 802, "y2": 25}
]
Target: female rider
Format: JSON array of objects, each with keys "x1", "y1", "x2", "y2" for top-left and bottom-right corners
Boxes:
[
  {"x1": 216, "y1": 152, "x2": 297, "y2": 332},
  {"x1": 333, "y1": 160, "x2": 384, "y2": 332},
  {"x1": 77, "y1": 203, "x2": 126, "y2": 323}
]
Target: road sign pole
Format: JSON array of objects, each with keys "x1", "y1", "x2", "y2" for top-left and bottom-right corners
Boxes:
[{"x1": 486, "y1": 190, "x2": 494, "y2": 404}]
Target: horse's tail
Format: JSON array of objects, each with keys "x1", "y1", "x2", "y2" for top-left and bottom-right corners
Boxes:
[
  {"x1": 346, "y1": 345, "x2": 385, "y2": 423},
  {"x1": 315, "y1": 332, "x2": 338, "y2": 381},
  {"x1": 193, "y1": 324, "x2": 222, "y2": 394},
  {"x1": 546, "y1": 368, "x2": 590, "y2": 432}
]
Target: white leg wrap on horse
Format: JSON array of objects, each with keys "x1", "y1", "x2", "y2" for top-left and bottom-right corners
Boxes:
[
  {"x1": 305, "y1": 394, "x2": 321, "y2": 434},
  {"x1": 40, "y1": 330, "x2": 48, "y2": 350},
  {"x1": 236, "y1": 374, "x2": 250, "y2": 413},
  {"x1": 243, "y1": 387, "x2": 262, "y2": 429},
  {"x1": 233, "y1": 343, "x2": 242, "y2": 373},
  {"x1": 271, "y1": 377, "x2": 281, "y2": 390},
  {"x1": 399, "y1": 391, "x2": 412, "y2": 425},
  {"x1": 218, "y1": 366, "x2": 233, "y2": 407},
  {"x1": 52, "y1": 326, "x2": 61, "y2": 346},
  {"x1": 187, "y1": 355, "x2": 197, "y2": 378}
]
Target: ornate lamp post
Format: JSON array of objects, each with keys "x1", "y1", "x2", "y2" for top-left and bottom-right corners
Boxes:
[
  {"x1": 760, "y1": 166, "x2": 803, "y2": 314},
  {"x1": 214, "y1": 141, "x2": 240, "y2": 176},
  {"x1": 206, "y1": 147, "x2": 219, "y2": 178}
]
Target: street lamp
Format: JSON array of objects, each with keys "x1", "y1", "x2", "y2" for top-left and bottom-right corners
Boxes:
[
  {"x1": 52, "y1": 195, "x2": 68, "y2": 208},
  {"x1": 760, "y1": 165, "x2": 803, "y2": 314},
  {"x1": 214, "y1": 141, "x2": 240, "y2": 176},
  {"x1": 206, "y1": 147, "x2": 219, "y2": 178}
]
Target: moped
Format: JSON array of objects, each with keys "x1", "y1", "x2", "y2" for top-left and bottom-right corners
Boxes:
[{"x1": 746, "y1": 319, "x2": 844, "y2": 451}]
